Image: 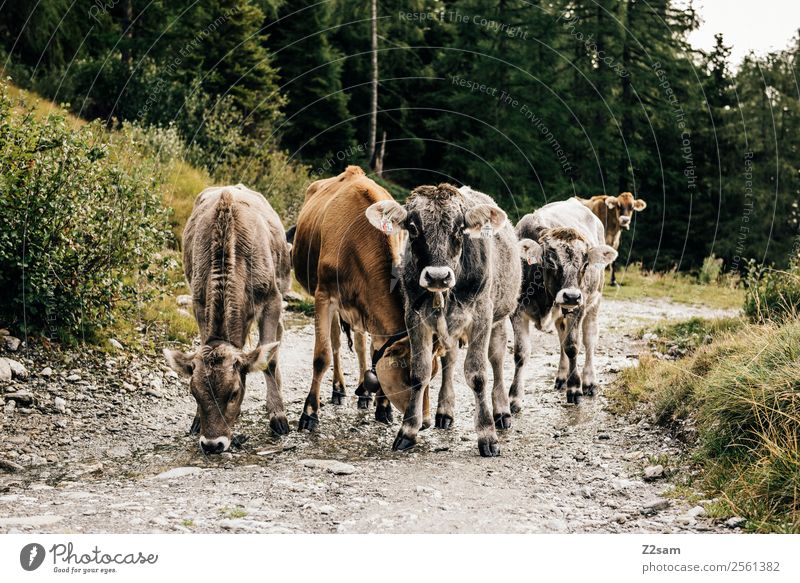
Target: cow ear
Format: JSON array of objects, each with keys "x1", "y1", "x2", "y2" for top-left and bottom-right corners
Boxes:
[
  {"x1": 588, "y1": 245, "x2": 618, "y2": 266},
  {"x1": 384, "y1": 338, "x2": 410, "y2": 360},
  {"x1": 604, "y1": 197, "x2": 618, "y2": 209},
  {"x1": 163, "y1": 348, "x2": 195, "y2": 377},
  {"x1": 633, "y1": 198, "x2": 647, "y2": 211},
  {"x1": 464, "y1": 204, "x2": 507, "y2": 239},
  {"x1": 240, "y1": 342, "x2": 279, "y2": 373},
  {"x1": 366, "y1": 200, "x2": 407, "y2": 235},
  {"x1": 519, "y1": 238, "x2": 543, "y2": 265}
]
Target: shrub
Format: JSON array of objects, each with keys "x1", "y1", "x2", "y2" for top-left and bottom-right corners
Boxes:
[
  {"x1": 699, "y1": 253, "x2": 723, "y2": 284},
  {"x1": 0, "y1": 83, "x2": 170, "y2": 338},
  {"x1": 744, "y1": 257, "x2": 800, "y2": 323}
]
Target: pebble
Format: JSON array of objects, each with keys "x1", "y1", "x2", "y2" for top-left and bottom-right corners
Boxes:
[
  {"x1": 612, "y1": 513, "x2": 627, "y2": 524},
  {"x1": 40, "y1": 367, "x2": 53, "y2": 377},
  {"x1": 300, "y1": 459, "x2": 356, "y2": 475},
  {"x1": 0, "y1": 515, "x2": 64, "y2": 527},
  {"x1": 65, "y1": 374, "x2": 81, "y2": 382},
  {"x1": 176, "y1": 295, "x2": 193, "y2": 307},
  {"x1": 0, "y1": 358, "x2": 11, "y2": 382},
  {"x1": 4, "y1": 390, "x2": 35, "y2": 406},
  {"x1": 643, "y1": 464, "x2": 665, "y2": 481},
  {"x1": 145, "y1": 388, "x2": 164, "y2": 398},
  {"x1": 579, "y1": 486, "x2": 593, "y2": 499},
  {"x1": 641, "y1": 498, "x2": 670, "y2": 515},
  {"x1": 3, "y1": 358, "x2": 28, "y2": 380},
  {"x1": 54, "y1": 397, "x2": 67, "y2": 414},
  {"x1": 154, "y1": 467, "x2": 203, "y2": 480},
  {"x1": 109, "y1": 339, "x2": 124, "y2": 350},
  {"x1": 688, "y1": 505, "x2": 706, "y2": 518},
  {"x1": 4, "y1": 336, "x2": 21, "y2": 351},
  {"x1": 0, "y1": 458, "x2": 24, "y2": 472},
  {"x1": 725, "y1": 516, "x2": 746, "y2": 529}
]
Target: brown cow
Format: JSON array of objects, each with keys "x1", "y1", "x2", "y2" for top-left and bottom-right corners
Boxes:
[
  {"x1": 576, "y1": 192, "x2": 646, "y2": 285},
  {"x1": 292, "y1": 166, "x2": 438, "y2": 430},
  {"x1": 164, "y1": 185, "x2": 292, "y2": 453}
]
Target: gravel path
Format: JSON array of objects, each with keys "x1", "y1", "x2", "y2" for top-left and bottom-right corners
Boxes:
[{"x1": 0, "y1": 298, "x2": 738, "y2": 533}]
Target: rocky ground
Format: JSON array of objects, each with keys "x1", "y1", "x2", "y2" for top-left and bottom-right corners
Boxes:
[{"x1": 0, "y1": 298, "x2": 742, "y2": 533}]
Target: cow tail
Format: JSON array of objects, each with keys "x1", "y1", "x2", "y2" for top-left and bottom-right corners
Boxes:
[{"x1": 340, "y1": 319, "x2": 354, "y2": 352}]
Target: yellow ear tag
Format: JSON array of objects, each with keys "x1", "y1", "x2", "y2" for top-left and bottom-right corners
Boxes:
[
  {"x1": 480, "y1": 224, "x2": 494, "y2": 239},
  {"x1": 380, "y1": 213, "x2": 393, "y2": 235},
  {"x1": 527, "y1": 256, "x2": 536, "y2": 265}
]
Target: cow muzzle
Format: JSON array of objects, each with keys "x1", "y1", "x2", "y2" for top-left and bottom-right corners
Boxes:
[
  {"x1": 555, "y1": 287, "x2": 582, "y2": 312},
  {"x1": 200, "y1": 435, "x2": 230, "y2": 454},
  {"x1": 619, "y1": 216, "x2": 631, "y2": 229},
  {"x1": 419, "y1": 266, "x2": 455, "y2": 292}
]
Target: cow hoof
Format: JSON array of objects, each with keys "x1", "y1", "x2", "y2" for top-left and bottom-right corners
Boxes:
[
  {"x1": 375, "y1": 405, "x2": 393, "y2": 425},
  {"x1": 270, "y1": 415, "x2": 290, "y2": 435},
  {"x1": 392, "y1": 432, "x2": 417, "y2": 452},
  {"x1": 357, "y1": 395, "x2": 372, "y2": 409},
  {"x1": 510, "y1": 400, "x2": 523, "y2": 414},
  {"x1": 298, "y1": 412, "x2": 319, "y2": 431},
  {"x1": 494, "y1": 413, "x2": 512, "y2": 430},
  {"x1": 434, "y1": 413, "x2": 453, "y2": 429},
  {"x1": 189, "y1": 416, "x2": 201, "y2": 435},
  {"x1": 583, "y1": 384, "x2": 597, "y2": 397},
  {"x1": 478, "y1": 439, "x2": 500, "y2": 457},
  {"x1": 567, "y1": 391, "x2": 581, "y2": 405},
  {"x1": 331, "y1": 387, "x2": 345, "y2": 405},
  {"x1": 421, "y1": 418, "x2": 432, "y2": 431},
  {"x1": 554, "y1": 378, "x2": 566, "y2": 391}
]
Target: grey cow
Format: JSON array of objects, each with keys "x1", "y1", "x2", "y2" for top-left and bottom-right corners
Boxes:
[
  {"x1": 164, "y1": 185, "x2": 292, "y2": 453},
  {"x1": 510, "y1": 199, "x2": 617, "y2": 407},
  {"x1": 366, "y1": 184, "x2": 522, "y2": 457}
]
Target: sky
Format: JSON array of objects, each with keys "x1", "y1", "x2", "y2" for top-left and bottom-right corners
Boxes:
[{"x1": 683, "y1": 0, "x2": 800, "y2": 65}]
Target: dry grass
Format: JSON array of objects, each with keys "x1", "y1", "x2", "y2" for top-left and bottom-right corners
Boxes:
[{"x1": 610, "y1": 318, "x2": 800, "y2": 532}]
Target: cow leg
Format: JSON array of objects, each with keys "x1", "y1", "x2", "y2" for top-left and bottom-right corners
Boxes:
[
  {"x1": 375, "y1": 387, "x2": 393, "y2": 424},
  {"x1": 581, "y1": 302, "x2": 600, "y2": 397},
  {"x1": 435, "y1": 348, "x2": 457, "y2": 429},
  {"x1": 464, "y1": 315, "x2": 500, "y2": 457},
  {"x1": 392, "y1": 329, "x2": 433, "y2": 452},
  {"x1": 489, "y1": 322, "x2": 512, "y2": 430},
  {"x1": 330, "y1": 312, "x2": 346, "y2": 405},
  {"x1": 421, "y1": 384, "x2": 432, "y2": 430},
  {"x1": 610, "y1": 261, "x2": 617, "y2": 286},
  {"x1": 509, "y1": 310, "x2": 530, "y2": 413},
  {"x1": 556, "y1": 315, "x2": 583, "y2": 404},
  {"x1": 259, "y1": 300, "x2": 289, "y2": 435},
  {"x1": 299, "y1": 290, "x2": 333, "y2": 430},
  {"x1": 354, "y1": 331, "x2": 373, "y2": 409}
]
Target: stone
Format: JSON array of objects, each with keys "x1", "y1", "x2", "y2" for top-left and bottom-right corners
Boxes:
[
  {"x1": 688, "y1": 505, "x2": 706, "y2": 518},
  {"x1": 643, "y1": 464, "x2": 665, "y2": 481},
  {"x1": 284, "y1": 290, "x2": 305, "y2": 302},
  {"x1": 154, "y1": 467, "x2": 203, "y2": 480},
  {"x1": 0, "y1": 515, "x2": 64, "y2": 527},
  {"x1": 109, "y1": 339, "x2": 124, "y2": 350},
  {"x1": 176, "y1": 295, "x2": 193, "y2": 307},
  {"x1": 65, "y1": 374, "x2": 81, "y2": 382},
  {"x1": 3, "y1": 391, "x2": 35, "y2": 406},
  {"x1": 40, "y1": 367, "x2": 53, "y2": 378},
  {"x1": 0, "y1": 359, "x2": 11, "y2": 382},
  {"x1": 0, "y1": 458, "x2": 24, "y2": 473},
  {"x1": 54, "y1": 397, "x2": 67, "y2": 414},
  {"x1": 579, "y1": 486, "x2": 593, "y2": 499},
  {"x1": 145, "y1": 387, "x2": 163, "y2": 398},
  {"x1": 4, "y1": 336, "x2": 21, "y2": 351},
  {"x1": 3, "y1": 358, "x2": 28, "y2": 380},
  {"x1": 725, "y1": 516, "x2": 746, "y2": 529},
  {"x1": 612, "y1": 513, "x2": 627, "y2": 524},
  {"x1": 641, "y1": 498, "x2": 670, "y2": 515},
  {"x1": 300, "y1": 459, "x2": 356, "y2": 475}
]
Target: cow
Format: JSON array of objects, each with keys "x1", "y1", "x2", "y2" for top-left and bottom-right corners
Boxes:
[
  {"x1": 367, "y1": 184, "x2": 522, "y2": 457},
  {"x1": 163, "y1": 185, "x2": 292, "y2": 453},
  {"x1": 576, "y1": 193, "x2": 646, "y2": 285},
  {"x1": 510, "y1": 199, "x2": 617, "y2": 407},
  {"x1": 292, "y1": 166, "x2": 440, "y2": 431}
]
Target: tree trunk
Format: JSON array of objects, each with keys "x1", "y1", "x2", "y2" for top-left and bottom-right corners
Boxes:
[
  {"x1": 368, "y1": 0, "x2": 379, "y2": 167},
  {"x1": 617, "y1": 0, "x2": 635, "y2": 193},
  {"x1": 374, "y1": 131, "x2": 387, "y2": 177}
]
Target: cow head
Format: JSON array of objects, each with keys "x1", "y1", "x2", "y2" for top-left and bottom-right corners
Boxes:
[
  {"x1": 604, "y1": 192, "x2": 646, "y2": 230},
  {"x1": 375, "y1": 337, "x2": 445, "y2": 412},
  {"x1": 522, "y1": 228, "x2": 617, "y2": 314},
  {"x1": 164, "y1": 342, "x2": 278, "y2": 453},
  {"x1": 365, "y1": 184, "x2": 506, "y2": 297}
]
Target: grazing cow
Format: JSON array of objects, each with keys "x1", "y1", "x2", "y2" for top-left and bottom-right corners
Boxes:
[
  {"x1": 576, "y1": 193, "x2": 646, "y2": 285},
  {"x1": 292, "y1": 166, "x2": 439, "y2": 430},
  {"x1": 367, "y1": 184, "x2": 522, "y2": 457},
  {"x1": 164, "y1": 185, "x2": 291, "y2": 453},
  {"x1": 510, "y1": 199, "x2": 617, "y2": 407}
]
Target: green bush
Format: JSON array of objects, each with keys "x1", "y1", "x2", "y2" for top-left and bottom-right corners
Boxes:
[
  {"x1": 699, "y1": 253, "x2": 723, "y2": 284},
  {"x1": 744, "y1": 257, "x2": 800, "y2": 323},
  {"x1": 0, "y1": 83, "x2": 170, "y2": 338}
]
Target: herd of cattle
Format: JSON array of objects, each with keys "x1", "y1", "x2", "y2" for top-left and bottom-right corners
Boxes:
[{"x1": 163, "y1": 167, "x2": 647, "y2": 456}]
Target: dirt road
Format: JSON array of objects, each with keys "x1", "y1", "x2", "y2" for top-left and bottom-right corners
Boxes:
[{"x1": 0, "y1": 297, "x2": 736, "y2": 533}]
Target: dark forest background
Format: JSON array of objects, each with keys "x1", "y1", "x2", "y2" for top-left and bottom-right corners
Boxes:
[{"x1": 2, "y1": 0, "x2": 799, "y2": 272}]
